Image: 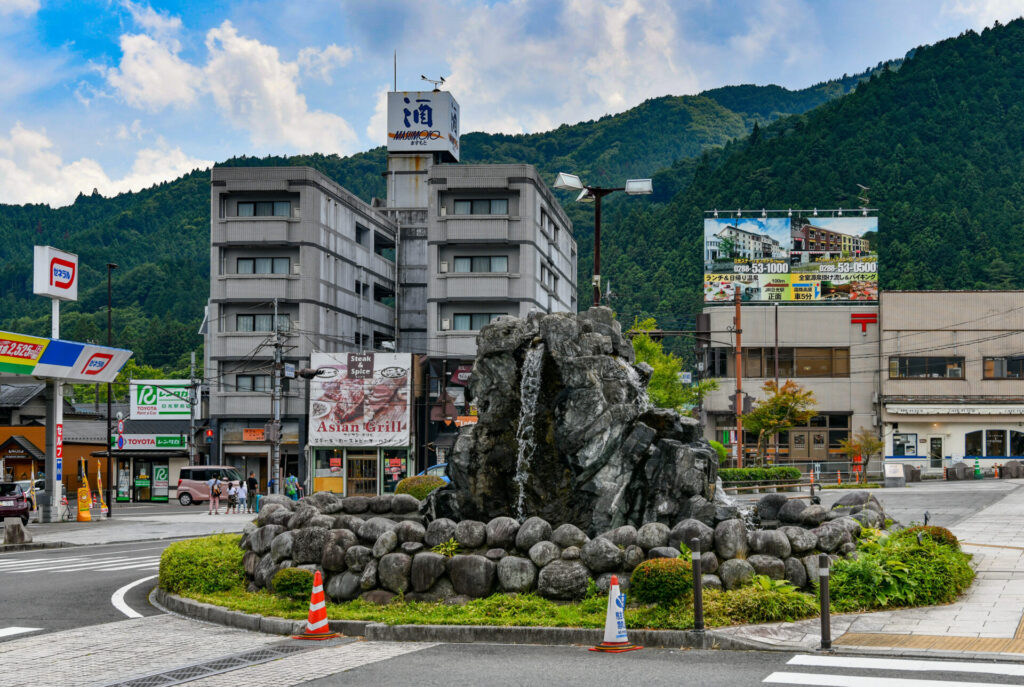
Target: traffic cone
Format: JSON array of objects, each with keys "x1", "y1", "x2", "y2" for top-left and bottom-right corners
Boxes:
[
  {"x1": 590, "y1": 575, "x2": 641, "y2": 653},
  {"x1": 836, "y1": 471, "x2": 842, "y2": 486},
  {"x1": 293, "y1": 570, "x2": 338, "y2": 640}
]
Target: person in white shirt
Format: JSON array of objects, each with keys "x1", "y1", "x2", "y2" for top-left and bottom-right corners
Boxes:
[
  {"x1": 207, "y1": 476, "x2": 221, "y2": 515},
  {"x1": 226, "y1": 481, "x2": 238, "y2": 514},
  {"x1": 237, "y1": 480, "x2": 248, "y2": 514}
]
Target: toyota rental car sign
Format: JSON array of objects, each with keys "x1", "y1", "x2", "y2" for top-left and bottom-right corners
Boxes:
[
  {"x1": 131, "y1": 379, "x2": 191, "y2": 419},
  {"x1": 33, "y1": 245, "x2": 79, "y2": 301}
]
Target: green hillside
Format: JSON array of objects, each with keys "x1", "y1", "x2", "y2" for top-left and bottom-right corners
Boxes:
[{"x1": 0, "y1": 74, "x2": 876, "y2": 369}]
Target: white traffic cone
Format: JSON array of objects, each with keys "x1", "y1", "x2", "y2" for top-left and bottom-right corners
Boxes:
[{"x1": 589, "y1": 575, "x2": 642, "y2": 653}]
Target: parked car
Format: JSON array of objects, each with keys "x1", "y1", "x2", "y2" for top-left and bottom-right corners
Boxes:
[
  {"x1": 176, "y1": 466, "x2": 244, "y2": 506},
  {"x1": 0, "y1": 482, "x2": 31, "y2": 525},
  {"x1": 14, "y1": 479, "x2": 44, "y2": 510},
  {"x1": 418, "y1": 463, "x2": 450, "y2": 484}
]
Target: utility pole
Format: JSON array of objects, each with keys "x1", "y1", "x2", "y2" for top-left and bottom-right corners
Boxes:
[
  {"x1": 189, "y1": 351, "x2": 196, "y2": 466},
  {"x1": 734, "y1": 288, "x2": 744, "y2": 469},
  {"x1": 774, "y1": 302, "x2": 779, "y2": 466},
  {"x1": 270, "y1": 298, "x2": 282, "y2": 495}
]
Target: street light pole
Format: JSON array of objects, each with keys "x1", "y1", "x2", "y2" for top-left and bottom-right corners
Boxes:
[{"x1": 106, "y1": 262, "x2": 117, "y2": 517}]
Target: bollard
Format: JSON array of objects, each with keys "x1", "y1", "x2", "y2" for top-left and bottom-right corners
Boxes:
[
  {"x1": 690, "y1": 537, "x2": 704, "y2": 633},
  {"x1": 818, "y1": 553, "x2": 831, "y2": 650}
]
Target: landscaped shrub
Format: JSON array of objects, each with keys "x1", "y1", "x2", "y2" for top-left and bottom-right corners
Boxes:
[
  {"x1": 630, "y1": 558, "x2": 693, "y2": 605},
  {"x1": 708, "y1": 440, "x2": 729, "y2": 465},
  {"x1": 892, "y1": 525, "x2": 960, "y2": 550},
  {"x1": 272, "y1": 568, "x2": 315, "y2": 601},
  {"x1": 395, "y1": 475, "x2": 447, "y2": 500},
  {"x1": 719, "y1": 467, "x2": 802, "y2": 483},
  {"x1": 711, "y1": 575, "x2": 818, "y2": 623},
  {"x1": 159, "y1": 534, "x2": 245, "y2": 595}
]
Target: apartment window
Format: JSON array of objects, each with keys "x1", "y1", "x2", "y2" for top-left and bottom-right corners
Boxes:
[
  {"x1": 452, "y1": 313, "x2": 506, "y2": 331},
  {"x1": 374, "y1": 282, "x2": 395, "y2": 307},
  {"x1": 731, "y1": 347, "x2": 849, "y2": 378},
  {"x1": 984, "y1": 356, "x2": 1024, "y2": 379},
  {"x1": 237, "y1": 201, "x2": 290, "y2": 217},
  {"x1": 237, "y1": 257, "x2": 289, "y2": 275},
  {"x1": 453, "y1": 256, "x2": 508, "y2": 273},
  {"x1": 356, "y1": 224, "x2": 369, "y2": 246},
  {"x1": 237, "y1": 314, "x2": 290, "y2": 332},
  {"x1": 893, "y1": 433, "x2": 918, "y2": 457},
  {"x1": 453, "y1": 198, "x2": 509, "y2": 215},
  {"x1": 236, "y1": 374, "x2": 270, "y2": 392},
  {"x1": 354, "y1": 332, "x2": 369, "y2": 346},
  {"x1": 889, "y1": 356, "x2": 964, "y2": 379},
  {"x1": 355, "y1": 280, "x2": 368, "y2": 298}
]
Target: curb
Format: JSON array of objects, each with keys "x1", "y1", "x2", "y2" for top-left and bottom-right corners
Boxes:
[
  {"x1": 152, "y1": 588, "x2": 764, "y2": 650},
  {"x1": 0, "y1": 541, "x2": 71, "y2": 553}
]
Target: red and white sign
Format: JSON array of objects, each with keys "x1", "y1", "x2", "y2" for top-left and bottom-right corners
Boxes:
[
  {"x1": 33, "y1": 246, "x2": 79, "y2": 301},
  {"x1": 449, "y1": 365, "x2": 473, "y2": 386},
  {"x1": 851, "y1": 312, "x2": 877, "y2": 333}
]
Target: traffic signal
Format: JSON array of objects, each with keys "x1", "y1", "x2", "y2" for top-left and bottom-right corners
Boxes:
[{"x1": 205, "y1": 429, "x2": 214, "y2": 443}]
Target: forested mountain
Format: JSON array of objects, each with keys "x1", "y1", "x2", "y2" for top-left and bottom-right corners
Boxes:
[{"x1": 0, "y1": 63, "x2": 886, "y2": 369}]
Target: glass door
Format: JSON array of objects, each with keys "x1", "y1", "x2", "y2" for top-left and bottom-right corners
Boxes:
[
  {"x1": 116, "y1": 460, "x2": 131, "y2": 502},
  {"x1": 929, "y1": 437, "x2": 944, "y2": 469},
  {"x1": 346, "y1": 450, "x2": 378, "y2": 496},
  {"x1": 134, "y1": 460, "x2": 152, "y2": 501},
  {"x1": 791, "y1": 431, "x2": 810, "y2": 459}
]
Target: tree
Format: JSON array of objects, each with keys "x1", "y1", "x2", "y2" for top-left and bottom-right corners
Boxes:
[
  {"x1": 718, "y1": 236, "x2": 736, "y2": 260},
  {"x1": 743, "y1": 380, "x2": 817, "y2": 466},
  {"x1": 629, "y1": 318, "x2": 717, "y2": 413},
  {"x1": 837, "y1": 427, "x2": 885, "y2": 478}
]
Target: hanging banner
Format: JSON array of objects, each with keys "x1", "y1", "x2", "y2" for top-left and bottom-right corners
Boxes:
[
  {"x1": 308, "y1": 352, "x2": 411, "y2": 447},
  {"x1": 703, "y1": 215, "x2": 878, "y2": 302}
]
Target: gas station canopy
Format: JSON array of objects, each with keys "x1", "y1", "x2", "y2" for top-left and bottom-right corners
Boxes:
[{"x1": 0, "y1": 330, "x2": 132, "y2": 384}]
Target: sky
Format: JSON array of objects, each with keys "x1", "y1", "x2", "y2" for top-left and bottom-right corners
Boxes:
[{"x1": 1, "y1": 0, "x2": 1022, "y2": 207}]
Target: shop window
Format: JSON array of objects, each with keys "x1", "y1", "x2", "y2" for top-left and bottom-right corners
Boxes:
[
  {"x1": 965, "y1": 430, "x2": 983, "y2": 456},
  {"x1": 766, "y1": 347, "x2": 794, "y2": 377},
  {"x1": 743, "y1": 348, "x2": 763, "y2": 378},
  {"x1": 795, "y1": 348, "x2": 833, "y2": 377},
  {"x1": 1011, "y1": 430, "x2": 1024, "y2": 457},
  {"x1": 893, "y1": 433, "x2": 918, "y2": 457},
  {"x1": 828, "y1": 429, "x2": 849, "y2": 449},
  {"x1": 986, "y1": 429, "x2": 1007, "y2": 457},
  {"x1": 889, "y1": 356, "x2": 964, "y2": 379},
  {"x1": 809, "y1": 415, "x2": 828, "y2": 427},
  {"x1": 984, "y1": 356, "x2": 1024, "y2": 379}
]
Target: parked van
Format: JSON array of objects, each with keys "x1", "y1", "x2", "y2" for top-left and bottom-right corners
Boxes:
[{"x1": 177, "y1": 466, "x2": 244, "y2": 506}]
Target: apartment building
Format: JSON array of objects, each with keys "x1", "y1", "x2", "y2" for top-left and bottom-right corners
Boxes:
[
  {"x1": 707, "y1": 225, "x2": 785, "y2": 264},
  {"x1": 791, "y1": 222, "x2": 870, "y2": 260}
]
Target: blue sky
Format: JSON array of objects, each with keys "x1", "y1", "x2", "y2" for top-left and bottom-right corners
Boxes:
[{"x1": 0, "y1": 0, "x2": 1020, "y2": 206}]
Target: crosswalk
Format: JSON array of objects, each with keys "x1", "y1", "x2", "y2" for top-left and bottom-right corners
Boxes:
[
  {"x1": 0, "y1": 551, "x2": 160, "y2": 574},
  {"x1": 765, "y1": 654, "x2": 1024, "y2": 686}
]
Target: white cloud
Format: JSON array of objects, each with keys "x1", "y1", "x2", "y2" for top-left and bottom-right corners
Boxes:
[
  {"x1": 121, "y1": 0, "x2": 183, "y2": 42},
  {"x1": 0, "y1": 0, "x2": 40, "y2": 16},
  {"x1": 115, "y1": 119, "x2": 150, "y2": 141},
  {"x1": 0, "y1": 123, "x2": 211, "y2": 207},
  {"x1": 942, "y1": 0, "x2": 1024, "y2": 28},
  {"x1": 298, "y1": 44, "x2": 354, "y2": 84},
  {"x1": 204, "y1": 21, "x2": 357, "y2": 153},
  {"x1": 366, "y1": 85, "x2": 389, "y2": 145},
  {"x1": 105, "y1": 32, "x2": 202, "y2": 111}
]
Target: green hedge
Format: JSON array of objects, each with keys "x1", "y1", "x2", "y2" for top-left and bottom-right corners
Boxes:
[
  {"x1": 719, "y1": 467, "x2": 802, "y2": 483},
  {"x1": 630, "y1": 558, "x2": 693, "y2": 606},
  {"x1": 395, "y1": 475, "x2": 447, "y2": 500},
  {"x1": 273, "y1": 568, "x2": 314, "y2": 601},
  {"x1": 159, "y1": 534, "x2": 245, "y2": 595}
]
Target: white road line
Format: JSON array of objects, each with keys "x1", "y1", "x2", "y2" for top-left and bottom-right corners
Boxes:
[
  {"x1": 0, "y1": 557, "x2": 158, "y2": 573},
  {"x1": 788, "y1": 654, "x2": 1024, "y2": 678},
  {"x1": 0, "y1": 627, "x2": 42, "y2": 638},
  {"x1": 0, "y1": 557, "x2": 85, "y2": 567},
  {"x1": 92, "y1": 562, "x2": 161, "y2": 572},
  {"x1": 764, "y1": 672, "x2": 1007, "y2": 687},
  {"x1": 110, "y1": 574, "x2": 157, "y2": 618}
]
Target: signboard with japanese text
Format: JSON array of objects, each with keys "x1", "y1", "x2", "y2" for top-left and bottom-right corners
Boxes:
[
  {"x1": 308, "y1": 352, "x2": 411, "y2": 447},
  {"x1": 33, "y1": 245, "x2": 79, "y2": 301},
  {"x1": 703, "y1": 215, "x2": 878, "y2": 303},
  {"x1": 130, "y1": 380, "x2": 191, "y2": 419},
  {"x1": 387, "y1": 91, "x2": 460, "y2": 160},
  {"x1": 110, "y1": 434, "x2": 186, "y2": 450},
  {"x1": 0, "y1": 330, "x2": 131, "y2": 383}
]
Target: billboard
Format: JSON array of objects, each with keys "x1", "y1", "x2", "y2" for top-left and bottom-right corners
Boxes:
[
  {"x1": 130, "y1": 380, "x2": 191, "y2": 419},
  {"x1": 703, "y1": 215, "x2": 877, "y2": 303},
  {"x1": 33, "y1": 245, "x2": 79, "y2": 301},
  {"x1": 0, "y1": 331, "x2": 131, "y2": 383},
  {"x1": 308, "y1": 352, "x2": 411, "y2": 447},
  {"x1": 387, "y1": 91, "x2": 460, "y2": 161}
]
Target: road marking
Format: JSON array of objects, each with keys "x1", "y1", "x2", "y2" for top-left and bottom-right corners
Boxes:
[
  {"x1": 764, "y1": 672, "x2": 1006, "y2": 686},
  {"x1": 111, "y1": 574, "x2": 157, "y2": 618},
  {"x1": 0, "y1": 556, "x2": 160, "y2": 573},
  {"x1": 788, "y1": 655, "x2": 1024, "y2": 677},
  {"x1": 92, "y1": 561, "x2": 161, "y2": 572},
  {"x1": 0, "y1": 557, "x2": 86, "y2": 567},
  {"x1": 0, "y1": 627, "x2": 42, "y2": 638}
]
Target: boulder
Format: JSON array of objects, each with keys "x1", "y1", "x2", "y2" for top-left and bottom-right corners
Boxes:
[
  {"x1": 714, "y1": 519, "x2": 749, "y2": 560},
  {"x1": 259, "y1": 494, "x2": 295, "y2": 511},
  {"x1": 801, "y1": 505, "x2": 828, "y2": 527},
  {"x1": 833, "y1": 491, "x2": 872, "y2": 509},
  {"x1": 838, "y1": 542, "x2": 858, "y2": 557},
  {"x1": 307, "y1": 491, "x2": 343, "y2": 514},
  {"x1": 701, "y1": 574, "x2": 723, "y2": 591},
  {"x1": 378, "y1": 553, "x2": 412, "y2": 594},
  {"x1": 599, "y1": 526, "x2": 637, "y2": 549},
  {"x1": 454, "y1": 520, "x2": 487, "y2": 549},
  {"x1": 357, "y1": 517, "x2": 398, "y2": 545},
  {"x1": 784, "y1": 557, "x2": 808, "y2": 588},
  {"x1": 256, "y1": 503, "x2": 286, "y2": 526},
  {"x1": 254, "y1": 553, "x2": 276, "y2": 587},
  {"x1": 646, "y1": 546, "x2": 681, "y2": 560},
  {"x1": 853, "y1": 509, "x2": 883, "y2": 528},
  {"x1": 406, "y1": 577, "x2": 457, "y2": 603},
  {"x1": 321, "y1": 543, "x2": 347, "y2": 572},
  {"x1": 486, "y1": 517, "x2": 520, "y2": 550},
  {"x1": 270, "y1": 531, "x2": 294, "y2": 563},
  {"x1": 411, "y1": 552, "x2": 448, "y2": 592},
  {"x1": 401, "y1": 542, "x2": 424, "y2": 555},
  {"x1": 326, "y1": 570, "x2": 362, "y2": 602},
  {"x1": 581, "y1": 537, "x2": 625, "y2": 573},
  {"x1": 249, "y1": 525, "x2": 284, "y2": 555},
  {"x1": 551, "y1": 524, "x2": 588, "y2": 548},
  {"x1": 287, "y1": 505, "x2": 320, "y2": 530},
  {"x1": 700, "y1": 551, "x2": 719, "y2": 574},
  {"x1": 361, "y1": 589, "x2": 396, "y2": 605},
  {"x1": 831, "y1": 517, "x2": 863, "y2": 540},
  {"x1": 669, "y1": 519, "x2": 714, "y2": 554},
  {"x1": 755, "y1": 493, "x2": 789, "y2": 522},
  {"x1": 714, "y1": 504, "x2": 741, "y2": 524},
  {"x1": 448, "y1": 555, "x2": 496, "y2": 598},
  {"x1": 778, "y1": 499, "x2": 808, "y2": 524},
  {"x1": 424, "y1": 518, "x2": 458, "y2": 548},
  {"x1": 812, "y1": 523, "x2": 849, "y2": 553},
  {"x1": 369, "y1": 494, "x2": 394, "y2": 514},
  {"x1": 340, "y1": 496, "x2": 370, "y2": 514},
  {"x1": 344, "y1": 545, "x2": 373, "y2": 572},
  {"x1": 485, "y1": 548, "x2": 507, "y2": 561},
  {"x1": 781, "y1": 526, "x2": 818, "y2": 554},
  {"x1": 747, "y1": 554, "x2": 786, "y2": 580},
  {"x1": 360, "y1": 559, "x2": 378, "y2": 590},
  {"x1": 529, "y1": 541, "x2": 561, "y2": 568},
  {"x1": 684, "y1": 494, "x2": 718, "y2": 528},
  {"x1": 595, "y1": 572, "x2": 631, "y2": 594},
  {"x1": 373, "y1": 530, "x2": 399, "y2": 558},
  {"x1": 623, "y1": 545, "x2": 645, "y2": 571},
  {"x1": 328, "y1": 528, "x2": 359, "y2": 551},
  {"x1": 392, "y1": 494, "x2": 421, "y2": 514},
  {"x1": 291, "y1": 527, "x2": 330, "y2": 564},
  {"x1": 515, "y1": 517, "x2": 552, "y2": 552},
  {"x1": 266, "y1": 509, "x2": 292, "y2": 528},
  {"x1": 537, "y1": 559, "x2": 591, "y2": 600},
  {"x1": 307, "y1": 514, "x2": 336, "y2": 530},
  {"x1": 394, "y1": 520, "x2": 426, "y2": 545},
  {"x1": 718, "y1": 558, "x2": 755, "y2": 590},
  {"x1": 748, "y1": 529, "x2": 792, "y2": 559},
  {"x1": 636, "y1": 522, "x2": 670, "y2": 551},
  {"x1": 802, "y1": 554, "x2": 822, "y2": 583},
  {"x1": 497, "y1": 556, "x2": 538, "y2": 593},
  {"x1": 333, "y1": 513, "x2": 366, "y2": 532},
  {"x1": 561, "y1": 546, "x2": 581, "y2": 560},
  {"x1": 242, "y1": 551, "x2": 260, "y2": 577}
]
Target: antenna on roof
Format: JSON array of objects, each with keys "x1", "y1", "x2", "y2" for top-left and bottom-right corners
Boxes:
[{"x1": 421, "y1": 74, "x2": 446, "y2": 91}]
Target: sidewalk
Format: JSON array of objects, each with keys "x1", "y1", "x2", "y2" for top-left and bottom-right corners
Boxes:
[{"x1": 718, "y1": 478, "x2": 1024, "y2": 659}]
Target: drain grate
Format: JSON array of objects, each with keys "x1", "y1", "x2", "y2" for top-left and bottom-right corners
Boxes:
[{"x1": 101, "y1": 639, "x2": 345, "y2": 687}]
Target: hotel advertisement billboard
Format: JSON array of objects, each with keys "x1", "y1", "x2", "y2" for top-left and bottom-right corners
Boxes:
[{"x1": 703, "y1": 215, "x2": 878, "y2": 303}]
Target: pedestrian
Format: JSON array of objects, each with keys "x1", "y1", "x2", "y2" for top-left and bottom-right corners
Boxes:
[
  {"x1": 207, "y1": 474, "x2": 221, "y2": 515},
  {"x1": 246, "y1": 472, "x2": 259, "y2": 513},
  {"x1": 236, "y1": 479, "x2": 247, "y2": 515},
  {"x1": 285, "y1": 473, "x2": 299, "y2": 501},
  {"x1": 227, "y1": 481, "x2": 238, "y2": 514}
]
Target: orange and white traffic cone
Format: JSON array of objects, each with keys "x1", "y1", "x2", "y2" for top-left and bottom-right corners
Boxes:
[
  {"x1": 837, "y1": 471, "x2": 842, "y2": 486},
  {"x1": 590, "y1": 575, "x2": 641, "y2": 653},
  {"x1": 292, "y1": 570, "x2": 338, "y2": 640}
]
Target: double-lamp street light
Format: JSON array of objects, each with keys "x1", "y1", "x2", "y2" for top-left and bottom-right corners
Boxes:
[{"x1": 553, "y1": 173, "x2": 652, "y2": 306}]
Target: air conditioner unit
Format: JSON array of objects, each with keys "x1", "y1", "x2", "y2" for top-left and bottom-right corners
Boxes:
[
  {"x1": 441, "y1": 319, "x2": 451, "y2": 331},
  {"x1": 439, "y1": 261, "x2": 449, "y2": 273}
]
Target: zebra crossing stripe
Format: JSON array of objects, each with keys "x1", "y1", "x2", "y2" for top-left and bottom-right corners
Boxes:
[
  {"x1": 0, "y1": 627, "x2": 42, "y2": 639},
  {"x1": 788, "y1": 654, "x2": 1024, "y2": 678},
  {"x1": 764, "y1": 671, "x2": 1007, "y2": 686}
]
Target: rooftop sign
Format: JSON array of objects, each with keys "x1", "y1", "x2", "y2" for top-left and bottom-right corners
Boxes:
[{"x1": 387, "y1": 91, "x2": 460, "y2": 161}]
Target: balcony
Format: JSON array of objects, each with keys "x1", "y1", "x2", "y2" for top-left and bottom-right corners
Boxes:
[
  {"x1": 212, "y1": 217, "x2": 302, "y2": 245},
  {"x1": 209, "y1": 331, "x2": 296, "y2": 359},
  {"x1": 437, "y1": 274, "x2": 514, "y2": 299},
  {"x1": 437, "y1": 217, "x2": 509, "y2": 242},
  {"x1": 219, "y1": 274, "x2": 302, "y2": 301}
]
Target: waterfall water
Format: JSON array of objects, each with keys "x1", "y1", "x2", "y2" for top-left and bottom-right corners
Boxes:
[
  {"x1": 618, "y1": 358, "x2": 652, "y2": 412},
  {"x1": 513, "y1": 344, "x2": 545, "y2": 519}
]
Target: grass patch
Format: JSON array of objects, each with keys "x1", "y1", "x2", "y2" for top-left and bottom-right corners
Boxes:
[
  {"x1": 822, "y1": 483, "x2": 882, "y2": 489},
  {"x1": 159, "y1": 533, "x2": 244, "y2": 595}
]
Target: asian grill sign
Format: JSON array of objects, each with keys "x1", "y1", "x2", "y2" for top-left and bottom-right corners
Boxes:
[
  {"x1": 703, "y1": 215, "x2": 878, "y2": 303},
  {"x1": 308, "y1": 352, "x2": 411, "y2": 447}
]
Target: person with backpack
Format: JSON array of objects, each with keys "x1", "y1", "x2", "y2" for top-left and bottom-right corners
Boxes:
[
  {"x1": 285, "y1": 473, "x2": 299, "y2": 501},
  {"x1": 207, "y1": 474, "x2": 222, "y2": 514}
]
